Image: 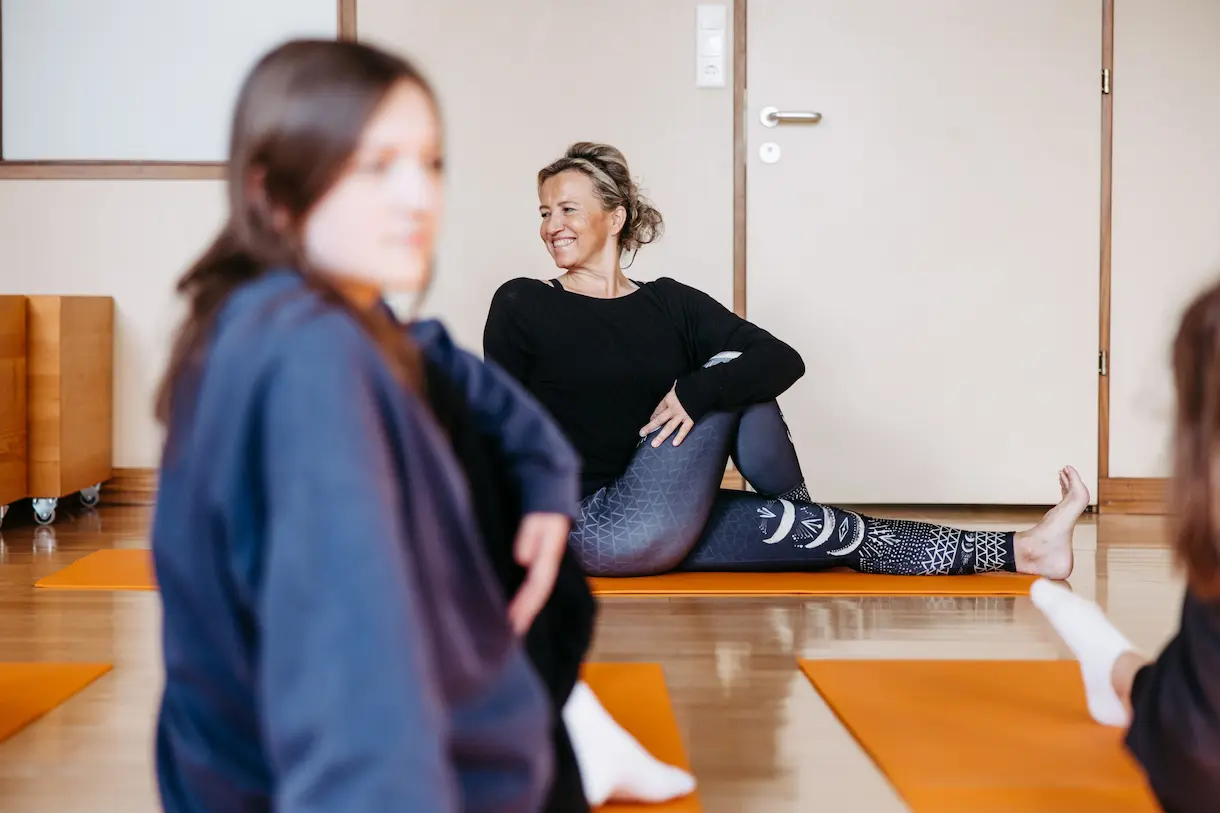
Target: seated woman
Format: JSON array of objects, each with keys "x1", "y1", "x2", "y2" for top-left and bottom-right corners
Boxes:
[
  {"x1": 1030, "y1": 278, "x2": 1220, "y2": 813},
  {"x1": 484, "y1": 141, "x2": 1090, "y2": 579}
]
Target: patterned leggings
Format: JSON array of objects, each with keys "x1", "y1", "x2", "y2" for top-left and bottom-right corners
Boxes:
[{"x1": 569, "y1": 364, "x2": 1018, "y2": 578}]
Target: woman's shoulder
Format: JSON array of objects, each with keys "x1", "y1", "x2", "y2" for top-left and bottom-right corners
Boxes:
[
  {"x1": 642, "y1": 276, "x2": 721, "y2": 309},
  {"x1": 207, "y1": 272, "x2": 390, "y2": 399},
  {"x1": 490, "y1": 276, "x2": 552, "y2": 307}
]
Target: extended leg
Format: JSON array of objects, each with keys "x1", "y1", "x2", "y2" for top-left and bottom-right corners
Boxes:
[
  {"x1": 678, "y1": 466, "x2": 1089, "y2": 577},
  {"x1": 679, "y1": 490, "x2": 1017, "y2": 574}
]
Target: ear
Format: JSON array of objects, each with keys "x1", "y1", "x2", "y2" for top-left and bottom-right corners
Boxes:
[{"x1": 610, "y1": 205, "x2": 627, "y2": 236}]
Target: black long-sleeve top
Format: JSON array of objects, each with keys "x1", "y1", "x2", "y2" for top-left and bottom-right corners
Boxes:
[
  {"x1": 483, "y1": 276, "x2": 805, "y2": 497},
  {"x1": 1125, "y1": 588, "x2": 1220, "y2": 813}
]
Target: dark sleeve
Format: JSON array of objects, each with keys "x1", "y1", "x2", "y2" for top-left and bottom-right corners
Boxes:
[
  {"x1": 483, "y1": 280, "x2": 538, "y2": 385},
  {"x1": 256, "y1": 325, "x2": 458, "y2": 813},
  {"x1": 662, "y1": 278, "x2": 806, "y2": 422},
  {"x1": 416, "y1": 320, "x2": 581, "y2": 519},
  {"x1": 1124, "y1": 588, "x2": 1220, "y2": 812}
]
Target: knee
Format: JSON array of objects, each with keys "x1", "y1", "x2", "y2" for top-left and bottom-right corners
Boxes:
[{"x1": 569, "y1": 507, "x2": 706, "y2": 578}]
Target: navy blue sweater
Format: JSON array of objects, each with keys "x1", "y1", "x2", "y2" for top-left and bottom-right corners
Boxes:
[{"x1": 151, "y1": 270, "x2": 581, "y2": 813}]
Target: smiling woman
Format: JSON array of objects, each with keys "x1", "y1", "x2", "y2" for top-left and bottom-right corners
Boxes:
[{"x1": 485, "y1": 140, "x2": 1093, "y2": 581}]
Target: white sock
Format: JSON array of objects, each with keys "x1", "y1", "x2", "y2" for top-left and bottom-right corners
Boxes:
[
  {"x1": 1029, "y1": 578, "x2": 1136, "y2": 727},
  {"x1": 562, "y1": 680, "x2": 697, "y2": 806}
]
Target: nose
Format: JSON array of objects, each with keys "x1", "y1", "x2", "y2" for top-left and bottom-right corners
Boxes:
[{"x1": 547, "y1": 213, "x2": 566, "y2": 236}]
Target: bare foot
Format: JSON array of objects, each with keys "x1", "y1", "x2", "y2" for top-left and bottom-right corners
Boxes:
[{"x1": 1014, "y1": 466, "x2": 1089, "y2": 579}]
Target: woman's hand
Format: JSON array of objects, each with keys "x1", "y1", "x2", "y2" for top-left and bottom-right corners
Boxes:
[
  {"x1": 640, "y1": 386, "x2": 694, "y2": 447},
  {"x1": 507, "y1": 511, "x2": 571, "y2": 635}
]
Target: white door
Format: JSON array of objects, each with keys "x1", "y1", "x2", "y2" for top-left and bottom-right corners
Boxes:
[
  {"x1": 747, "y1": 0, "x2": 1101, "y2": 505},
  {"x1": 1109, "y1": 0, "x2": 1220, "y2": 480}
]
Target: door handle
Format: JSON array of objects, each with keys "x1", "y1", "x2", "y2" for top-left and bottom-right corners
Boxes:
[{"x1": 760, "y1": 106, "x2": 823, "y2": 127}]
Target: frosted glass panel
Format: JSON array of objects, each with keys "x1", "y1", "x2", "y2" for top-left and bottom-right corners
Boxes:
[{"x1": 2, "y1": 0, "x2": 337, "y2": 161}]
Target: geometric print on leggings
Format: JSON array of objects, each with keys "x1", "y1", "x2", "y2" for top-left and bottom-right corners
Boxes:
[
  {"x1": 566, "y1": 397, "x2": 1020, "y2": 578},
  {"x1": 856, "y1": 520, "x2": 1015, "y2": 575},
  {"x1": 676, "y1": 493, "x2": 1019, "y2": 577},
  {"x1": 569, "y1": 411, "x2": 740, "y2": 577}
]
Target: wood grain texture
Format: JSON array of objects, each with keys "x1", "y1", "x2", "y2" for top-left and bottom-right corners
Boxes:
[
  {"x1": 0, "y1": 297, "x2": 27, "y2": 506},
  {"x1": 732, "y1": 0, "x2": 748, "y2": 317},
  {"x1": 1098, "y1": 477, "x2": 1168, "y2": 515},
  {"x1": 103, "y1": 469, "x2": 158, "y2": 506},
  {"x1": 1098, "y1": 0, "x2": 1114, "y2": 479},
  {"x1": 26, "y1": 297, "x2": 114, "y2": 500},
  {"x1": 339, "y1": 0, "x2": 358, "y2": 40},
  {"x1": 0, "y1": 505, "x2": 1180, "y2": 813},
  {"x1": 0, "y1": 163, "x2": 226, "y2": 180}
]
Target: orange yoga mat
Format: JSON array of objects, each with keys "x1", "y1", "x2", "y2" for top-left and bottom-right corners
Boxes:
[
  {"x1": 35, "y1": 548, "x2": 156, "y2": 591},
  {"x1": 584, "y1": 662, "x2": 701, "y2": 813},
  {"x1": 0, "y1": 663, "x2": 113, "y2": 742},
  {"x1": 798, "y1": 659, "x2": 1161, "y2": 813},
  {"x1": 590, "y1": 570, "x2": 1037, "y2": 597},
  {"x1": 38, "y1": 550, "x2": 1037, "y2": 598}
]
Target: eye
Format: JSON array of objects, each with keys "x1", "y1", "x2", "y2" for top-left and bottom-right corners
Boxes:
[
  {"x1": 540, "y1": 211, "x2": 550, "y2": 220},
  {"x1": 563, "y1": 207, "x2": 576, "y2": 214},
  {"x1": 356, "y1": 154, "x2": 394, "y2": 175}
]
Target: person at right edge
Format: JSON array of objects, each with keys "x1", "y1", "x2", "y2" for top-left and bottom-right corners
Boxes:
[{"x1": 1031, "y1": 279, "x2": 1220, "y2": 813}]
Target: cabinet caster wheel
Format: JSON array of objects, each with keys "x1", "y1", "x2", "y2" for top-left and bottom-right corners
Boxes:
[
  {"x1": 80, "y1": 483, "x2": 102, "y2": 508},
  {"x1": 32, "y1": 498, "x2": 58, "y2": 526}
]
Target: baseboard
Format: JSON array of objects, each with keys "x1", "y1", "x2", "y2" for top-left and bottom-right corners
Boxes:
[
  {"x1": 109, "y1": 465, "x2": 748, "y2": 505},
  {"x1": 104, "y1": 467, "x2": 158, "y2": 506},
  {"x1": 1098, "y1": 477, "x2": 1169, "y2": 515},
  {"x1": 115, "y1": 466, "x2": 1138, "y2": 513}
]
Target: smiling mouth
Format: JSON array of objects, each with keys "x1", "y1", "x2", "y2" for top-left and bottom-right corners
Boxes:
[{"x1": 551, "y1": 237, "x2": 576, "y2": 249}]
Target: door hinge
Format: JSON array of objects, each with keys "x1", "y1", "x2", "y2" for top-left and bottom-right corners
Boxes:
[
  {"x1": 1099, "y1": 350, "x2": 1108, "y2": 376},
  {"x1": 1102, "y1": 68, "x2": 1111, "y2": 95}
]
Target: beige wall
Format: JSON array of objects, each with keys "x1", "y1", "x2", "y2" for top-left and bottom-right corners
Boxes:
[
  {"x1": 360, "y1": 0, "x2": 736, "y2": 350},
  {"x1": 0, "y1": 1, "x2": 735, "y2": 468},
  {"x1": 0, "y1": 181, "x2": 226, "y2": 467}
]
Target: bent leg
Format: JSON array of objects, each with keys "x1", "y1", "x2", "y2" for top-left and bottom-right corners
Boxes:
[
  {"x1": 732, "y1": 400, "x2": 808, "y2": 499},
  {"x1": 569, "y1": 411, "x2": 739, "y2": 577},
  {"x1": 677, "y1": 490, "x2": 1017, "y2": 575}
]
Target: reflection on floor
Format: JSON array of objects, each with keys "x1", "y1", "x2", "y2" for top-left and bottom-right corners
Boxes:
[{"x1": 0, "y1": 502, "x2": 1178, "y2": 813}]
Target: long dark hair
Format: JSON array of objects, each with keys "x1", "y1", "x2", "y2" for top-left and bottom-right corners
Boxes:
[
  {"x1": 1169, "y1": 278, "x2": 1220, "y2": 598},
  {"x1": 154, "y1": 39, "x2": 438, "y2": 425}
]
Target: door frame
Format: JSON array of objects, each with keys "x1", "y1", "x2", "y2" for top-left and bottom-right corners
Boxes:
[{"x1": 732, "y1": 0, "x2": 1160, "y2": 511}]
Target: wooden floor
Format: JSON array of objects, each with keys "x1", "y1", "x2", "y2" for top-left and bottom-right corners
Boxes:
[{"x1": 0, "y1": 500, "x2": 1181, "y2": 812}]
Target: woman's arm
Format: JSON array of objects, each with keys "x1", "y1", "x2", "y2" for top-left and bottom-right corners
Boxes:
[
  {"x1": 1123, "y1": 589, "x2": 1220, "y2": 810},
  {"x1": 661, "y1": 279, "x2": 805, "y2": 422},
  {"x1": 256, "y1": 326, "x2": 461, "y2": 813}
]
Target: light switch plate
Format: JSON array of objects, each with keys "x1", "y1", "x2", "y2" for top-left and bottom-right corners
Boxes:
[
  {"x1": 695, "y1": 4, "x2": 728, "y2": 88},
  {"x1": 697, "y1": 4, "x2": 727, "y2": 31},
  {"x1": 698, "y1": 31, "x2": 725, "y2": 57}
]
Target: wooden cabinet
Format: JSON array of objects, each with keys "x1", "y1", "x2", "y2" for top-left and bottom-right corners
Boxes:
[
  {"x1": 26, "y1": 296, "x2": 113, "y2": 523},
  {"x1": 0, "y1": 297, "x2": 27, "y2": 523}
]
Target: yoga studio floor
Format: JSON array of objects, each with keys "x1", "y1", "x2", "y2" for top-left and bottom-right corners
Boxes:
[{"x1": 0, "y1": 502, "x2": 1180, "y2": 812}]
